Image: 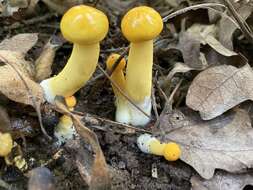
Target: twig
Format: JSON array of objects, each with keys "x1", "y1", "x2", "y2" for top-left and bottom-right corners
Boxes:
[
  {"x1": 78, "y1": 111, "x2": 151, "y2": 134},
  {"x1": 167, "y1": 79, "x2": 183, "y2": 105},
  {"x1": 151, "y1": 85, "x2": 159, "y2": 121},
  {"x1": 3, "y1": 13, "x2": 56, "y2": 31},
  {"x1": 107, "y1": 46, "x2": 129, "y2": 76},
  {"x1": 162, "y1": 3, "x2": 227, "y2": 22},
  {"x1": 0, "y1": 56, "x2": 51, "y2": 140},
  {"x1": 222, "y1": 0, "x2": 253, "y2": 43},
  {"x1": 154, "y1": 77, "x2": 170, "y2": 103},
  {"x1": 154, "y1": 79, "x2": 183, "y2": 128},
  {"x1": 97, "y1": 64, "x2": 152, "y2": 120}
]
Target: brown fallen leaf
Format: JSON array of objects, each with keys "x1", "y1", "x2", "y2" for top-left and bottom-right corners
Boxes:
[
  {"x1": 219, "y1": 4, "x2": 253, "y2": 50},
  {"x1": 164, "y1": 23, "x2": 238, "y2": 70},
  {"x1": 191, "y1": 171, "x2": 253, "y2": 190},
  {"x1": 0, "y1": 33, "x2": 38, "y2": 55},
  {"x1": 186, "y1": 24, "x2": 238, "y2": 57},
  {"x1": 186, "y1": 63, "x2": 253, "y2": 120},
  {"x1": 0, "y1": 64, "x2": 44, "y2": 107},
  {"x1": 0, "y1": 33, "x2": 38, "y2": 78},
  {"x1": 157, "y1": 108, "x2": 253, "y2": 179},
  {"x1": 0, "y1": 33, "x2": 44, "y2": 107},
  {"x1": 0, "y1": 106, "x2": 11, "y2": 133},
  {"x1": 54, "y1": 97, "x2": 111, "y2": 190},
  {"x1": 35, "y1": 36, "x2": 63, "y2": 82}
]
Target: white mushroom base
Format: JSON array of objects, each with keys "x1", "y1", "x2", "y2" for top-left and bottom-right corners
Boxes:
[
  {"x1": 115, "y1": 97, "x2": 151, "y2": 126},
  {"x1": 40, "y1": 79, "x2": 56, "y2": 103},
  {"x1": 54, "y1": 115, "x2": 77, "y2": 145},
  {"x1": 137, "y1": 133, "x2": 155, "y2": 153}
]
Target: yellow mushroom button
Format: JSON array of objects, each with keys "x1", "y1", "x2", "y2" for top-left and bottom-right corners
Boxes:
[
  {"x1": 163, "y1": 142, "x2": 181, "y2": 161},
  {"x1": 0, "y1": 133, "x2": 13, "y2": 157}
]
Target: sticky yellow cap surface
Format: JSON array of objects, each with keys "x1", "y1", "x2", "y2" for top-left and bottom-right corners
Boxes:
[
  {"x1": 163, "y1": 143, "x2": 181, "y2": 161},
  {"x1": 121, "y1": 6, "x2": 163, "y2": 42},
  {"x1": 106, "y1": 54, "x2": 126, "y2": 72},
  {"x1": 60, "y1": 5, "x2": 109, "y2": 45},
  {"x1": 65, "y1": 96, "x2": 77, "y2": 108},
  {"x1": 0, "y1": 133, "x2": 13, "y2": 157}
]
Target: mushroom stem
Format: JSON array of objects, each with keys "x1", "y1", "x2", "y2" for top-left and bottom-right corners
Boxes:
[
  {"x1": 41, "y1": 43, "x2": 99, "y2": 103},
  {"x1": 106, "y1": 54, "x2": 130, "y2": 123},
  {"x1": 125, "y1": 40, "x2": 153, "y2": 125},
  {"x1": 126, "y1": 40, "x2": 153, "y2": 101}
]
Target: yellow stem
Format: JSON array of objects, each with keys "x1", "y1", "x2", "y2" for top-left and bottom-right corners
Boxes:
[
  {"x1": 50, "y1": 43, "x2": 99, "y2": 97},
  {"x1": 125, "y1": 40, "x2": 153, "y2": 102},
  {"x1": 149, "y1": 139, "x2": 166, "y2": 156}
]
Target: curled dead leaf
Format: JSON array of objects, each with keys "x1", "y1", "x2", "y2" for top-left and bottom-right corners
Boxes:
[
  {"x1": 54, "y1": 97, "x2": 111, "y2": 190},
  {"x1": 191, "y1": 171, "x2": 253, "y2": 190},
  {"x1": 186, "y1": 63, "x2": 253, "y2": 120},
  {"x1": 0, "y1": 33, "x2": 38, "y2": 55},
  {"x1": 35, "y1": 36, "x2": 63, "y2": 82},
  {"x1": 157, "y1": 108, "x2": 253, "y2": 179},
  {"x1": 0, "y1": 64, "x2": 44, "y2": 107}
]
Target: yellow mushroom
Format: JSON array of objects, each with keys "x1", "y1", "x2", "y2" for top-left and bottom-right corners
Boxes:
[
  {"x1": 137, "y1": 134, "x2": 181, "y2": 161},
  {"x1": 0, "y1": 132, "x2": 13, "y2": 157},
  {"x1": 121, "y1": 6, "x2": 163, "y2": 126},
  {"x1": 106, "y1": 54, "x2": 130, "y2": 123},
  {"x1": 40, "y1": 5, "x2": 109, "y2": 103},
  {"x1": 54, "y1": 96, "x2": 77, "y2": 144}
]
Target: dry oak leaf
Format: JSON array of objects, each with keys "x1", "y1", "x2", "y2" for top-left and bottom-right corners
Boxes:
[
  {"x1": 186, "y1": 64, "x2": 253, "y2": 120},
  {"x1": 219, "y1": 4, "x2": 253, "y2": 50},
  {"x1": 0, "y1": 33, "x2": 43, "y2": 107},
  {"x1": 191, "y1": 171, "x2": 253, "y2": 190},
  {"x1": 0, "y1": 64, "x2": 44, "y2": 107},
  {"x1": 157, "y1": 108, "x2": 253, "y2": 179},
  {"x1": 0, "y1": 33, "x2": 38, "y2": 55}
]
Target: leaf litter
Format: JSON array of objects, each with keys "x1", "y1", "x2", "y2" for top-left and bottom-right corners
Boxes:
[{"x1": 0, "y1": 0, "x2": 253, "y2": 189}]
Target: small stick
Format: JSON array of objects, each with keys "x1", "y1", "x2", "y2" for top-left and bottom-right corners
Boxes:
[
  {"x1": 151, "y1": 85, "x2": 159, "y2": 121},
  {"x1": 4, "y1": 13, "x2": 56, "y2": 31},
  {"x1": 162, "y1": 3, "x2": 227, "y2": 22},
  {"x1": 154, "y1": 79, "x2": 183, "y2": 128},
  {"x1": 222, "y1": 0, "x2": 253, "y2": 44},
  {"x1": 97, "y1": 64, "x2": 152, "y2": 120},
  {"x1": 107, "y1": 46, "x2": 130, "y2": 76}
]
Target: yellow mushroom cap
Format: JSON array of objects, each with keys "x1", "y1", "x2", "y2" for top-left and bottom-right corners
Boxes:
[
  {"x1": 106, "y1": 54, "x2": 126, "y2": 72},
  {"x1": 121, "y1": 6, "x2": 163, "y2": 42},
  {"x1": 0, "y1": 133, "x2": 13, "y2": 157},
  {"x1": 163, "y1": 142, "x2": 181, "y2": 161},
  {"x1": 60, "y1": 5, "x2": 109, "y2": 45},
  {"x1": 65, "y1": 96, "x2": 77, "y2": 108}
]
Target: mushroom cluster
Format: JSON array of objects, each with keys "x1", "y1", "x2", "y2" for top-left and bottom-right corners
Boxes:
[{"x1": 38, "y1": 5, "x2": 179, "y2": 161}]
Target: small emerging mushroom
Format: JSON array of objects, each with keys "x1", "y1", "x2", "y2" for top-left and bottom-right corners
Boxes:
[
  {"x1": 137, "y1": 134, "x2": 181, "y2": 161},
  {"x1": 106, "y1": 54, "x2": 130, "y2": 123},
  {"x1": 40, "y1": 5, "x2": 109, "y2": 103},
  {"x1": 54, "y1": 96, "x2": 76, "y2": 144},
  {"x1": 121, "y1": 6, "x2": 163, "y2": 126},
  {"x1": 0, "y1": 132, "x2": 13, "y2": 157}
]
